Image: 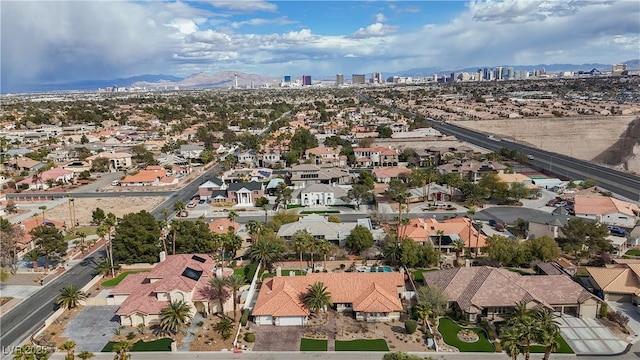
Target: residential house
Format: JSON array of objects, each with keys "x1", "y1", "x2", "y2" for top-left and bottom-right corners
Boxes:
[
  {"x1": 574, "y1": 196, "x2": 640, "y2": 228},
  {"x1": 291, "y1": 183, "x2": 348, "y2": 207},
  {"x1": 86, "y1": 152, "x2": 132, "y2": 172},
  {"x1": 398, "y1": 218, "x2": 487, "y2": 256},
  {"x1": 287, "y1": 164, "x2": 352, "y2": 189},
  {"x1": 198, "y1": 178, "x2": 225, "y2": 200},
  {"x1": 585, "y1": 259, "x2": 640, "y2": 303},
  {"x1": 265, "y1": 178, "x2": 286, "y2": 196},
  {"x1": 9, "y1": 157, "x2": 43, "y2": 172},
  {"x1": 15, "y1": 167, "x2": 74, "y2": 190},
  {"x1": 305, "y1": 146, "x2": 346, "y2": 167},
  {"x1": 236, "y1": 150, "x2": 257, "y2": 167},
  {"x1": 437, "y1": 160, "x2": 507, "y2": 183},
  {"x1": 423, "y1": 266, "x2": 601, "y2": 321},
  {"x1": 62, "y1": 161, "x2": 92, "y2": 173},
  {"x1": 353, "y1": 147, "x2": 399, "y2": 167},
  {"x1": 425, "y1": 145, "x2": 476, "y2": 164},
  {"x1": 179, "y1": 144, "x2": 205, "y2": 159},
  {"x1": 277, "y1": 214, "x2": 372, "y2": 247},
  {"x1": 15, "y1": 218, "x2": 65, "y2": 259},
  {"x1": 257, "y1": 152, "x2": 282, "y2": 168},
  {"x1": 372, "y1": 166, "x2": 411, "y2": 183},
  {"x1": 111, "y1": 253, "x2": 234, "y2": 326},
  {"x1": 252, "y1": 272, "x2": 405, "y2": 326},
  {"x1": 119, "y1": 166, "x2": 177, "y2": 187},
  {"x1": 227, "y1": 182, "x2": 264, "y2": 206}
]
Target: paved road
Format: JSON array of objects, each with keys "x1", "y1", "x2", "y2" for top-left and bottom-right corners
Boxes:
[
  {"x1": 0, "y1": 249, "x2": 105, "y2": 354},
  {"x1": 430, "y1": 121, "x2": 640, "y2": 202}
]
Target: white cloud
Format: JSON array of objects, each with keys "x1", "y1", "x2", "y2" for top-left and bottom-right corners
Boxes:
[
  {"x1": 206, "y1": 1, "x2": 277, "y2": 13},
  {"x1": 375, "y1": 13, "x2": 387, "y2": 22},
  {"x1": 352, "y1": 23, "x2": 398, "y2": 38},
  {"x1": 231, "y1": 16, "x2": 296, "y2": 29}
]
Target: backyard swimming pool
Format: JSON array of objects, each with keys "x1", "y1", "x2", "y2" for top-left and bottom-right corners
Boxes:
[{"x1": 356, "y1": 265, "x2": 393, "y2": 273}]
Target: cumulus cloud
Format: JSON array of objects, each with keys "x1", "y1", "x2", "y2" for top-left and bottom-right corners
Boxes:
[
  {"x1": 352, "y1": 23, "x2": 398, "y2": 38},
  {"x1": 375, "y1": 13, "x2": 387, "y2": 22}
]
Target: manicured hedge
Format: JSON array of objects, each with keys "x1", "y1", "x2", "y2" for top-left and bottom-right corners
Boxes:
[{"x1": 240, "y1": 309, "x2": 250, "y2": 327}]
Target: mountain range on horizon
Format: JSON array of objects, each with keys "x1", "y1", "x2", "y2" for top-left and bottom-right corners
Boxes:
[{"x1": 4, "y1": 60, "x2": 639, "y2": 94}]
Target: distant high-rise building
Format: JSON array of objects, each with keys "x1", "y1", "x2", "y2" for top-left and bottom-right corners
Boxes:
[
  {"x1": 352, "y1": 74, "x2": 366, "y2": 85},
  {"x1": 612, "y1": 64, "x2": 627, "y2": 75},
  {"x1": 284, "y1": 75, "x2": 291, "y2": 83},
  {"x1": 336, "y1": 74, "x2": 344, "y2": 85},
  {"x1": 494, "y1": 67, "x2": 503, "y2": 80},
  {"x1": 302, "y1": 75, "x2": 312, "y2": 86},
  {"x1": 371, "y1": 72, "x2": 383, "y2": 84}
]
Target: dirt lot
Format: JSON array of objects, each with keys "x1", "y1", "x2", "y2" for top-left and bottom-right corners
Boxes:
[{"x1": 45, "y1": 197, "x2": 166, "y2": 225}]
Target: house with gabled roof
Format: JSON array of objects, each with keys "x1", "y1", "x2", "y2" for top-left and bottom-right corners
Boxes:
[
  {"x1": 398, "y1": 218, "x2": 488, "y2": 255},
  {"x1": 111, "y1": 253, "x2": 233, "y2": 327},
  {"x1": 574, "y1": 196, "x2": 640, "y2": 228},
  {"x1": 252, "y1": 272, "x2": 405, "y2": 326},
  {"x1": 423, "y1": 266, "x2": 601, "y2": 322},
  {"x1": 198, "y1": 177, "x2": 225, "y2": 201},
  {"x1": 585, "y1": 259, "x2": 640, "y2": 303},
  {"x1": 227, "y1": 181, "x2": 264, "y2": 206},
  {"x1": 290, "y1": 183, "x2": 348, "y2": 207}
]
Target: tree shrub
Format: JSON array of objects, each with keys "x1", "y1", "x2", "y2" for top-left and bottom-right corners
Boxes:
[
  {"x1": 245, "y1": 262, "x2": 258, "y2": 282},
  {"x1": 240, "y1": 309, "x2": 250, "y2": 327},
  {"x1": 404, "y1": 320, "x2": 417, "y2": 334},
  {"x1": 608, "y1": 310, "x2": 629, "y2": 327},
  {"x1": 244, "y1": 333, "x2": 255, "y2": 342},
  {"x1": 599, "y1": 303, "x2": 608, "y2": 318},
  {"x1": 126, "y1": 332, "x2": 135, "y2": 340}
]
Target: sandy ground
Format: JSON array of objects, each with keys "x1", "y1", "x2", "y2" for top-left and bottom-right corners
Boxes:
[{"x1": 45, "y1": 197, "x2": 166, "y2": 225}]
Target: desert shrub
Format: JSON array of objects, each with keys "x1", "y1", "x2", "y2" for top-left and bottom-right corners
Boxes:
[
  {"x1": 240, "y1": 309, "x2": 250, "y2": 327},
  {"x1": 404, "y1": 320, "x2": 417, "y2": 334},
  {"x1": 494, "y1": 341, "x2": 503, "y2": 352},
  {"x1": 608, "y1": 310, "x2": 629, "y2": 327},
  {"x1": 599, "y1": 303, "x2": 608, "y2": 318},
  {"x1": 244, "y1": 333, "x2": 255, "y2": 342},
  {"x1": 126, "y1": 332, "x2": 135, "y2": 340}
]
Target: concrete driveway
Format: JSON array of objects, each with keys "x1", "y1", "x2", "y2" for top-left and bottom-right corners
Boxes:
[
  {"x1": 557, "y1": 316, "x2": 628, "y2": 355},
  {"x1": 606, "y1": 301, "x2": 640, "y2": 343},
  {"x1": 252, "y1": 325, "x2": 305, "y2": 351},
  {"x1": 62, "y1": 305, "x2": 120, "y2": 352}
]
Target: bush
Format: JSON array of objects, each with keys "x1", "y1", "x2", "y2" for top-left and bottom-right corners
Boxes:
[
  {"x1": 599, "y1": 303, "x2": 608, "y2": 318},
  {"x1": 240, "y1": 309, "x2": 250, "y2": 327},
  {"x1": 494, "y1": 341, "x2": 503, "y2": 352},
  {"x1": 244, "y1": 333, "x2": 255, "y2": 342},
  {"x1": 126, "y1": 332, "x2": 136, "y2": 340},
  {"x1": 245, "y1": 262, "x2": 258, "y2": 282},
  {"x1": 608, "y1": 310, "x2": 629, "y2": 327},
  {"x1": 404, "y1": 320, "x2": 417, "y2": 334}
]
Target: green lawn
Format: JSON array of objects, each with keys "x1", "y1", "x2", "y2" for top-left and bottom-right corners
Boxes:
[
  {"x1": 300, "y1": 210, "x2": 340, "y2": 214},
  {"x1": 438, "y1": 318, "x2": 494, "y2": 352},
  {"x1": 411, "y1": 268, "x2": 439, "y2": 282},
  {"x1": 529, "y1": 335, "x2": 574, "y2": 354},
  {"x1": 625, "y1": 249, "x2": 640, "y2": 256},
  {"x1": 262, "y1": 269, "x2": 305, "y2": 279},
  {"x1": 233, "y1": 267, "x2": 247, "y2": 278},
  {"x1": 101, "y1": 338, "x2": 172, "y2": 352},
  {"x1": 101, "y1": 271, "x2": 146, "y2": 287},
  {"x1": 300, "y1": 338, "x2": 327, "y2": 351},
  {"x1": 64, "y1": 226, "x2": 97, "y2": 241},
  {"x1": 335, "y1": 339, "x2": 389, "y2": 351}
]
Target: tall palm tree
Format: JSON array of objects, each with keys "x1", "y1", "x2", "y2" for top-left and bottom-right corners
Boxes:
[
  {"x1": 507, "y1": 302, "x2": 536, "y2": 360},
  {"x1": 96, "y1": 258, "x2": 112, "y2": 277},
  {"x1": 475, "y1": 222, "x2": 483, "y2": 257},
  {"x1": 38, "y1": 205, "x2": 47, "y2": 223},
  {"x1": 500, "y1": 326, "x2": 522, "y2": 360},
  {"x1": 32, "y1": 171, "x2": 43, "y2": 190},
  {"x1": 245, "y1": 220, "x2": 262, "y2": 244},
  {"x1": 209, "y1": 276, "x2": 230, "y2": 316},
  {"x1": 104, "y1": 214, "x2": 117, "y2": 277},
  {"x1": 111, "y1": 341, "x2": 132, "y2": 360},
  {"x1": 302, "y1": 281, "x2": 333, "y2": 316},
  {"x1": 159, "y1": 300, "x2": 193, "y2": 337},
  {"x1": 414, "y1": 302, "x2": 432, "y2": 330},
  {"x1": 534, "y1": 308, "x2": 561, "y2": 360},
  {"x1": 466, "y1": 206, "x2": 476, "y2": 251},
  {"x1": 316, "y1": 239, "x2": 332, "y2": 270},
  {"x1": 248, "y1": 237, "x2": 283, "y2": 272},
  {"x1": 436, "y1": 230, "x2": 445, "y2": 254},
  {"x1": 173, "y1": 200, "x2": 186, "y2": 216},
  {"x1": 292, "y1": 230, "x2": 312, "y2": 271},
  {"x1": 383, "y1": 242, "x2": 402, "y2": 266},
  {"x1": 58, "y1": 340, "x2": 76, "y2": 360},
  {"x1": 56, "y1": 284, "x2": 87, "y2": 310},
  {"x1": 227, "y1": 209, "x2": 238, "y2": 223},
  {"x1": 77, "y1": 351, "x2": 95, "y2": 360},
  {"x1": 225, "y1": 274, "x2": 245, "y2": 321},
  {"x1": 215, "y1": 318, "x2": 234, "y2": 340},
  {"x1": 451, "y1": 238, "x2": 465, "y2": 267}
]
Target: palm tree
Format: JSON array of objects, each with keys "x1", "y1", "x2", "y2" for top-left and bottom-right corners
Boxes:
[
  {"x1": 245, "y1": 220, "x2": 262, "y2": 244},
  {"x1": 227, "y1": 209, "x2": 238, "y2": 223},
  {"x1": 96, "y1": 258, "x2": 112, "y2": 277},
  {"x1": 112, "y1": 341, "x2": 132, "y2": 360},
  {"x1": 475, "y1": 221, "x2": 483, "y2": 257},
  {"x1": 225, "y1": 274, "x2": 245, "y2": 321},
  {"x1": 104, "y1": 214, "x2": 117, "y2": 277},
  {"x1": 38, "y1": 205, "x2": 47, "y2": 223},
  {"x1": 292, "y1": 230, "x2": 312, "y2": 272},
  {"x1": 209, "y1": 276, "x2": 231, "y2": 316},
  {"x1": 383, "y1": 242, "x2": 402, "y2": 266},
  {"x1": 32, "y1": 171, "x2": 43, "y2": 190},
  {"x1": 302, "y1": 281, "x2": 333, "y2": 316},
  {"x1": 159, "y1": 300, "x2": 193, "y2": 337},
  {"x1": 507, "y1": 302, "x2": 536, "y2": 360},
  {"x1": 451, "y1": 238, "x2": 465, "y2": 267},
  {"x1": 215, "y1": 318, "x2": 234, "y2": 340},
  {"x1": 173, "y1": 200, "x2": 186, "y2": 216},
  {"x1": 414, "y1": 302, "x2": 432, "y2": 330},
  {"x1": 58, "y1": 340, "x2": 76, "y2": 360},
  {"x1": 56, "y1": 284, "x2": 87, "y2": 310},
  {"x1": 466, "y1": 206, "x2": 476, "y2": 251},
  {"x1": 248, "y1": 237, "x2": 283, "y2": 272},
  {"x1": 95, "y1": 225, "x2": 107, "y2": 242},
  {"x1": 534, "y1": 308, "x2": 561, "y2": 360},
  {"x1": 436, "y1": 229, "x2": 445, "y2": 254},
  {"x1": 317, "y1": 239, "x2": 332, "y2": 270},
  {"x1": 499, "y1": 326, "x2": 522, "y2": 360},
  {"x1": 76, "y1": 351, "x2": 95, "y2": 360}
]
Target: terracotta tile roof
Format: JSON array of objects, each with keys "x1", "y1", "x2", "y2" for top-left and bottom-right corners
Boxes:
[
  {"x1": 400, "y1": 218, "x2": 487, "y2": 249},
  {"x1": 113, "y1": 254, "x2": 231, "y2": 316},
  {"x1": 586, "y1": 266, "x2": 640, "y2": 295},
  {"x1": 252, "y1": 272, "x2": 405, "y2": 317},
  {"x1": 121, "y1": 168, "x2": 167, "y2": 184},
  {"x1": 423, "y1": 266, "x2": 598, "y2": 313},
  {"x1": 208, "y1": 218, "x2": 240, "y2": 234},
  {"x1": 574, "y1": 196, "x2": 640, "y2": 217},
  {"x1": 15, "y1": 217, "x2": 64, "y2": 248},
  {"x1": 373, "y1": 166, "x2": 411, "y2": 179}
]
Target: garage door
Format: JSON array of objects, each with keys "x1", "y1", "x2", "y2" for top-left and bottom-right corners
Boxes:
[
  {"x1": 278, "y1": 316, "x2": 304, "y2": 326},
  {"x1": 607, "y1": 293, "x2": 632, "y2": 302}
]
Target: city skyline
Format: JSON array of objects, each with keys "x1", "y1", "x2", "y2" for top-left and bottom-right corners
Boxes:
[{"x1": 1, "y1": 0, "x2": 639, "y2": 91}]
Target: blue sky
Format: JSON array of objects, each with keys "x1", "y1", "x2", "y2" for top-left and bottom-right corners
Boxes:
[{"x1": 1, "y1": 0, "x2": 639, "y2": 89}]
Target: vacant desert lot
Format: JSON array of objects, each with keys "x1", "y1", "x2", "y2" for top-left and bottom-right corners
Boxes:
[{"x1": 45, "y1": 196, "x2": 166, "y2": 225}]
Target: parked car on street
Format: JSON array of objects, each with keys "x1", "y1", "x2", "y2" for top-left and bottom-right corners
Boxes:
[
  {"x1": 608, "y1": 225, "x2": 628, "y2": 237},
  {"x1": 488, "y1": 219, "x2": 498, "y2": 227},
  {"x1": 495, "y1": 223, "x2": 506, "y2": 232}
]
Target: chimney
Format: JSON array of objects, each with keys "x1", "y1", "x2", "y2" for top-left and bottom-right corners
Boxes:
[
  {"x1": 159, "y1": 251, "x2": 166, "y2": 263},
  {"x1": 276, "y1": 266, "x2": 282, "y2": 277}
]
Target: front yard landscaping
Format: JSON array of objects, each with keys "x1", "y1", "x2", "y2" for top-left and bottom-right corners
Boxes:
[
  {"x1": 530, "y1": 335, "x2": 574, "y2": 353},
  {"x1": 625, "y1": 249, "x2": 640, "y2": 256},
  {"x1": 300, "y1": 338, "x2": 328, "y2": 351},
  {"x1": 335, "y1": 339, "x2": 389, "y2": 351},
  {"x1": 101, "y1": 270, "x2": 146, "y2": 287},
  {"x1": 102, "y1": 338, "x2": 172, "y2": 352},
  {"x1": 262, "y1": 269, "x2": 305, "y2": 279},
  {"x1": 438, "y1": 318, "x2": 494, "y2": 352}
]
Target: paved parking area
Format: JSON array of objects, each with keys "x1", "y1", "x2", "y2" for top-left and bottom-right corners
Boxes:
[
  {"x1": 252, "y1": 325, "x2": 305, "y2": 351},
  {"x1": 62, "y1": 305, "x2": 120, "y2": 352},
  {"x1": 557, "y1": 316, "x2": 628, "y2": 355}
]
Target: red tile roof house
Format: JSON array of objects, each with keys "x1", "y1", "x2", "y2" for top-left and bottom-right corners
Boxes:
[
  {"x1": 574, "y1": 195, "x2": 640, "y2": 228},
  {"x1": 252, "y1": 272, "x2": 406, "y2": 326},
  {"x1": 423, "y1": 266, "x2": 601, "y2": 322},
  {"x1": 111, "y1": 253, "x2": 233, "y2": 327},
  {"x1": 15, "y1": 167, "x2": 74, "y2": 190},
  {"x1": 15, "y1": 217, "x2": 64, "y2": 259}
]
